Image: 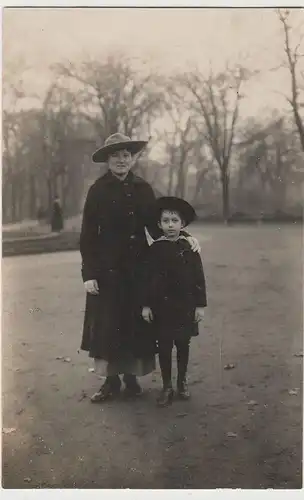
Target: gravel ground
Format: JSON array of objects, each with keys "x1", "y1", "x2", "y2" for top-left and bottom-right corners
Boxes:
[{"x1": 2, "y1": 224, "x2": 302, "y2": 489}]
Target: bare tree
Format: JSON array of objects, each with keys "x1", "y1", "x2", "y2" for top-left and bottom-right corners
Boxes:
[
  {"x1": 2, "y1": 65, "x2": 28, "y2": 222},
  {"x1": 277, "y1": 8, "x2": 304, "y2": 151},
  {"x1": 163, "y1": 118, "x2": 193, "y2": 197},
  {"x1": 177, "y1": 65, "x2": 251, "y2": 221},
  {"x1": 237, "y1": 116, "x2": 302, "y2": 212},
  {"x1": 54, "y1": 53, "x2": 165, "y2": 142},
  {"x1": 2, "y1": 81, "x2": 89, "y2": 222},
  {"x1": 37, "y1": 83, "x2": 89, "y2": 216},
  {"x1": 156, "y1": 88, "x2": 210, "y2": 199},
  {"x1": 191, "y1": 154, "x2": 214, "y2": 206}
]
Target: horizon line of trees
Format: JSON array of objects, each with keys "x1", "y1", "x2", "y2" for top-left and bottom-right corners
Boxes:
[{"x1": 2, "y1": 9, "x2": 304, "y2": 224}]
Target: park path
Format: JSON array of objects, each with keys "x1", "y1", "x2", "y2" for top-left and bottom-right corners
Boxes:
[{"x1": 2, "y1": 225, "x2": 302, "y2": 489}]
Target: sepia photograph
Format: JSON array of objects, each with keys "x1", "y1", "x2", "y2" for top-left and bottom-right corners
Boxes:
[{"x1": 2, "y1": 5, "x2": 303, "y2": 490}]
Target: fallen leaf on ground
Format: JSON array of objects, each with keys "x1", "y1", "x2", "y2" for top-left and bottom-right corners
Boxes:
[
  {"x1": 24, "y1": 477, "x2": 32, "y2": 483},
  {"x1": 88, "y1": 368, "x2": 95, "y2": 373},
  {"x1": 293, "y1": 352, "x2": 303, "y2": 358},
  {"x1": 246, "y1": 400, "x2": 258, "y2": 406},
  {"x1": 288, "y1": 388, "x2": 299, "y2": 395},
  {"x1": 56, "y1": 356, "x2": 63, "y2": 360},
  {"x1": 78, "y1": 392, "x2": 87, "y2": 402},
  {"x1": 224, "y1": 364, "x2": 235, "y2": 370},
  {"x1": 16, "y1": 408, "x2": 25, "y2": 415},
  {"x1": 176, "y1": 413, "x2": 188, "y2": 418},
  {"x1": 63, "y1": 357, "x2": 71, "y2": 362},
  {"x1": 3, "y1": 427, "x2": 16, "y2": 434},
  {"x1": 226, "y1": 432, "x2": 238, "y2": 438}
]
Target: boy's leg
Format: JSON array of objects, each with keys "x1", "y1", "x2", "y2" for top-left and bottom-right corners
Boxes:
[
  {"x1": 176, "y1": 338, "x2": 191, "y2": 399},
  {"x1": 157, "y1": 338, "x2": 174, "y2": 406},
  {"x1": 158, "y1": 338, "x2": 174, "y2": 388}
]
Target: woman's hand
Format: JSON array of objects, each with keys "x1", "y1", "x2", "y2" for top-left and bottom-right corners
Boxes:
[
  {"x1": 84, "y1": 279, "x2": 99, "y2": 295},
  {"x1": 142, "y1": 306, "x2": 153, "y2": 323},
  {"x1": 195, "y1": 307, "x2": 205, "y2": 323},
  {"x1": 186, "y1": 236, "x2": 201, "y2": 253}
]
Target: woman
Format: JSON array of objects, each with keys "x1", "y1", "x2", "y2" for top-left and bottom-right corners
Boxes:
[{"x1": 80, "y1": 133, "x2": 200, "y2": 402}]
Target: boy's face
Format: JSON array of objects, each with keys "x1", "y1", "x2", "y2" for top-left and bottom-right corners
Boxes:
[{"x1": 158, "y1": 210, "x2": 184, "y2": 239}]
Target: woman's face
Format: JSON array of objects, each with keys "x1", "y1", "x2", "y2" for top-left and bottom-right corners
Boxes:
[{"x1": 108, "y1": 149, "x2": 132, "y2": 178}]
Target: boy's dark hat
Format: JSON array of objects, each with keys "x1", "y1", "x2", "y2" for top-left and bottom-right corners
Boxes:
[
  {"x1": 153, "y1": 196, "x2": 197, "y2": 227},
  {"x1": 92, "y1": 133, "x2": 148, "y2": 163}
]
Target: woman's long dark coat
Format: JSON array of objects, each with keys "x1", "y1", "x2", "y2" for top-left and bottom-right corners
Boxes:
[
  {"x1": 139, "y1": 238, "x2": 207, "y2": 341},
  {"x1": 80, "y1": 170, "x2": 157, "y2": 361}
]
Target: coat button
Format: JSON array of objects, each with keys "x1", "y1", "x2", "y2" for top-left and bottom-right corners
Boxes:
[
  {"x1": 129, "y1": 211, "x2": 134, "y2": 215},
  {"x1": 130, "y1": 235, "x2": 136, "y2": 240}
]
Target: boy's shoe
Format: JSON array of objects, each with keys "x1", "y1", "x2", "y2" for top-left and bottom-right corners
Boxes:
[
  {"x1": 91, "y1": 377, "x2": 121, "y2": 403},
  {"x1": 177, "y1": 381, "x2": 191, "y2": 400},
  {"x1": 122, "y1": 374, "x2": 143, "y2": 398},
  {"x1": 157, "y1": 387, "x2": 174, "y2": 407}
]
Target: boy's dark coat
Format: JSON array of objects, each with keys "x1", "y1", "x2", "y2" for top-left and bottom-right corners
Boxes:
[
  {"x1": 80, "y1": 170, "x2": 157, "y2": 361},
  {"x1": 140, "y1": 238, "x2": 207, "y2": 341}
]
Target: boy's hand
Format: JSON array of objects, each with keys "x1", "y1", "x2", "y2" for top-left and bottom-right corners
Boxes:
[
  {"x1": 195, "y1": 307, "x2": 205, "y2": 323},
  {"x1": 186, "y1": 236, "x2": 201, "y2": 253},
  {"x1": 84, "y1": 279, "x2": 99, "y2": 295},
  {"x1": 142, "y1": 307, "x2": 153, "y2": 323}
]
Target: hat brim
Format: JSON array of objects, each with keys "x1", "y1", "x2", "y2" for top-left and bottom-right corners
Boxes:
[
  {"x1": 92, "y1": 140, "x2": 147, "y2": 163},
  {"x1": 151, "y1": 197, "x2": 197, "y2": 228}
]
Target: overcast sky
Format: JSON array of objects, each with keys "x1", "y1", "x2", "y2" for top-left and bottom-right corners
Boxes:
[{"x1": 3, "y1": 7, "x2": 304, "y2": 120}]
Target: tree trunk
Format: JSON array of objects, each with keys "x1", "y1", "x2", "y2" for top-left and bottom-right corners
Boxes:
[
  {"x1": 47, "y1": 177, "x2": 54, "y2": 222},
  {"x1": 221, "y1": 168, "x2": 230, "y2": 222},
  {"x1": 292, "y1": 105, "x2": 304, "y2": 153},
  {"x1": 18, "y1": 180, "x2": 25, "y2": 221},
  {"x1": 192, "y1": 169, "x2": 207, "y2": 205},
  {"x1": 167, "y1": 164, "x2": 175, "y2": 195},
  {"x1": 2, "y1": 180, "x2": 10, "y2": 223},
  {"x1": 175, "y1": 160, "x2": 187, "y2": 198},
  {"x1": 273, "y1": 177, "x2": 287, "y2": 213},
  {"x1": 29, "y1": 174, "x2": 37, "y2": 219},
  {"x1": 11, "y1": 179, "x2": 17, "y2": 222}
]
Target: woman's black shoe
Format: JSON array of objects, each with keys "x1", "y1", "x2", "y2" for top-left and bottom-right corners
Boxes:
[
  {"x1": 91, "y1": 378, "x2": 121, "y2": 403},
  {"x1": 177, "y1": 381, "x2": 191, "y2": 400},
  {"x1": 157, "y1": 387, "x2": 174, "y2": 407},
  {"x1": 122, "y1": 374, "x2": 143, "y2": 398}
]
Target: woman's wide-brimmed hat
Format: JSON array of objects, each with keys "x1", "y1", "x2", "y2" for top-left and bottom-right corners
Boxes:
[
  {"x1": 92, "y1": 133, "x2": 148, "y2": 163},
  {"x1": 152, "y1": 196, "x2": 197, "y2": 227}
]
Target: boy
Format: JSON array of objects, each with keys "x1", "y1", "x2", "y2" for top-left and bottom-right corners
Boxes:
[{"x1": 141, "y1": 197, "x2": 207, "y2": 407}]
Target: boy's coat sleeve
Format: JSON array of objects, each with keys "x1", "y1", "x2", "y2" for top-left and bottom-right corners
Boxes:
[{"x1": 193, "y1": 253, "x2": 207, "y2": 307}]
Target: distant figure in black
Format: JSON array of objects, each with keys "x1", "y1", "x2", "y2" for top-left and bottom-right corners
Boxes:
[
  {"x1": 140, "y1": 197, "x2": 207, "y2": 407},
  {"x1": 51, "y1": 196, "x2": 64, "y2": 232}
]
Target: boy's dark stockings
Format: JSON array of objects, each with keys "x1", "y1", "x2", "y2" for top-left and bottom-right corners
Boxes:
[{"x1": 158, "y1": 338, "x2": 190, "y2": 389}]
